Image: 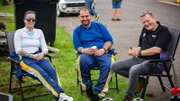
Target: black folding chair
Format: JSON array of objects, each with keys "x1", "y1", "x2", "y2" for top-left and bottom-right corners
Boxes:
[
  {"x1": 6, "y1": 32, "x2": 53, "y2": 101},
  {"x1": 0, "y1": 36, "x2": 8, "y2": 53},
  {"x1": 76, "y1": 48, "x2": 119, "y2": 95},
  {"x1": 140, "y1": 28, "x2": 180, "y2": 98}
]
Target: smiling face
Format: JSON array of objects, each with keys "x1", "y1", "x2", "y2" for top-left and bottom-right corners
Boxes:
[
  {"x1": 24, "y1": 13, "x2": 36, "y2": 29},
  {"x1": 78, "y1": 8, "x2": 92, "y2": 27},
  {"x1": 141, "y1": 13, "x2": 158, "y2": 31}
]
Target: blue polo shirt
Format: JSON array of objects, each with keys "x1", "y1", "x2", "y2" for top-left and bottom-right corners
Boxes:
[{"x1": 73, "y1": 22, "x2": 113, "y2": 51}]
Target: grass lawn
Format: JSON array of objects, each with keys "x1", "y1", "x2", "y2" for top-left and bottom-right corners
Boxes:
[{"x1": 0, "y1": 2, "x2": 150, "y2": 101}]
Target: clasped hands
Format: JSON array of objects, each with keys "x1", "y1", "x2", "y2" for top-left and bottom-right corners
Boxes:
[
  {"x1": 32, "y1": 52, "x2": 45, "y2": 60},
  {"x1": 128, "y1": 47, "x2": 141, "y2": 57}
]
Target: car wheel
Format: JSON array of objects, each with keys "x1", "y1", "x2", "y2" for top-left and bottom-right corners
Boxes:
[{"x1": 57, "y1": 6, "x2": 64, "y2": 17}]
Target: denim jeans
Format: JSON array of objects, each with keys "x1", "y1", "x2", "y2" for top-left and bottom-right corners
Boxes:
[
  {"x1": 111, "y1": 57, "x2": 161, "y2": 99},
  {"x1": 85, "y1": 0, "x2": 98, "y2": 16}
]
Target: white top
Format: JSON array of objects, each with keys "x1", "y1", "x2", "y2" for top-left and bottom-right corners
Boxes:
[{"x1": 14, "y1": 27, "x2": 48, "y2": 54}]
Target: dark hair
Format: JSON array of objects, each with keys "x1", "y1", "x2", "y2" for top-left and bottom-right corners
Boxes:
[
  {"x1": 24, "y1": 10, "x2": 36, "y2": 19},
  {"x1": 78, "y1": 6, "x2": 91, "y2": 15},
  {"x1": 140, "y1": 11, "x2": 153, "y2": 17},
  {"x1": 0, "y1": 22, "x2": 6, "y2": 31}
]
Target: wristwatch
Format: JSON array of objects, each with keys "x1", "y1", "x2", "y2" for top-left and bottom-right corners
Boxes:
[{"x1": 103, "y1": 47, "x2": 108, "y2": 52}]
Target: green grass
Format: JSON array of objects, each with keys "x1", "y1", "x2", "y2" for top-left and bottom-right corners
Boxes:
[
  {"x1": 0, "y1": 2, "x2": 14, "y2": 14},
  {"x1": 0, "y1": 2, "x2": 150, "y2": 101}
]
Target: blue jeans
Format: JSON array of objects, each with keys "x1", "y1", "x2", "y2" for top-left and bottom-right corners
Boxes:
[{"x1": 85, "y1": 0, "x2": 98, "y2": 16}]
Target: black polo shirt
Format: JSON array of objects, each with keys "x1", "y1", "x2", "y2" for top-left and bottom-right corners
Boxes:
[{"x1": 138, "y1": 22, "x2": 171, "y2": 60}]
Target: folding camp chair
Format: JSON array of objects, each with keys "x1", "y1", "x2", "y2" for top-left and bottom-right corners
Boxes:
[
  {"x1": 0, "y1": 36, "x2": 8, "y2": 53},
  {"x1": 6, "y1": 32, "x2": 53, "y2": 101},
  {"x1": 140, "y1": 28, "x2": 180, "y2": 98},
  {"x1": 76, "y1": 48, "x2": 119, "y2": 95}
]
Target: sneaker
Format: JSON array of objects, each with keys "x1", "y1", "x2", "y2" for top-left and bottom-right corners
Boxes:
[
  {"x1": 59, "y1": 93, "x2": 73, "y2": 101},
  {"x1": 135, "y1": 77, "x2": 145, "y2": 93},
  {"x1": 86, "y1": 87, "x2": 93, "y2": 98},
  {"x1": 95, "y1": 14, "x2": 100, "y2": 21},
  {"x1": 90, "y1": 94, "x2": 99, "y2": 101}
]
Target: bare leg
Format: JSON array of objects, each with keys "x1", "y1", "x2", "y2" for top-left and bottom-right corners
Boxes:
[
  {"x1": 113, "y1": 9, "x2": 117, "y2": 19},
  {"x1": 117, "y1": 8, "x2": 121, "y2": 19}
]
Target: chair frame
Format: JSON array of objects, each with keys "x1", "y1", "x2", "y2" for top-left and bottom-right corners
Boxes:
[
  {"x1": 6, "y1": 32, "x2": 53, "y2": 101},
  {"x1": 76, "y1": 49, "x2": 119, "y2": 95},
  {"x1": 0, "y1": 36, "x2": 8, "y2": 52},
  {"x1": 140, "y1": 28, "x2": 180, "y2": 98}
]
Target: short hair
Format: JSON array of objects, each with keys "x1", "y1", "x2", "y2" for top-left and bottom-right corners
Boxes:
[
  {"x1": 140, "y1": 11, "x2": 153, "y2": 17},
  {"x1": 78, "y1": 6, "x2": 91, "y2": 15},
  {"x1": 0, "y1": 22, "x2": 6, "y2": 31},
  {"x1": 24, "y1": 10, "x2": 36, "y2": 19}
]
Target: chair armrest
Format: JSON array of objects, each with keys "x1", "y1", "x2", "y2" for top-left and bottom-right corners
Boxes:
[
  {"x1": 8, "y1": 57, "x2": 20, "y2": 64},
  {"x1": 148, "y1": 59, "x2": 171, "y2": 63},
  {"x1": 45, "y1": 54, "x2": 54, "y2": 62},
  {"x1": 45, "y1": 54, "x2": 54, "y2": 58},
  {"x1": 108, "y1": 48, "x2": 117, "y2": 55}
]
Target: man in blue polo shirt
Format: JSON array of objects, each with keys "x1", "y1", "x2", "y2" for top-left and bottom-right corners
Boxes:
[
  {"x1": 73, "y1": 6, "x2": 113, "y2": 101},
  {"x1": 111, "y1": 11, "x2": 171, "y2": 101}
]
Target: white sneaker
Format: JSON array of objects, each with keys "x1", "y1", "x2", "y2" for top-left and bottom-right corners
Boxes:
[
  {"x1": 59, "y1": 93, "x2": 73, "y2": 101},
  {"x1": 95, "y1": 14, "x2": 100, "y2": 21}
]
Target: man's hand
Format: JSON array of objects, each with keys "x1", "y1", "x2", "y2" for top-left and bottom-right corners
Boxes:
[
  {"x1": 128, "y1": 47, "x2": 141, "y2": 57},
  {"x1": 94, "y1": 49, "x2": 105, "y2": 56},
  {"x1": 82, "y1": 48, "x2": 96, "y2": 55}
]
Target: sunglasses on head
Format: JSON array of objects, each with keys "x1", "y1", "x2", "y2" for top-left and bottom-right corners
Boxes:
[
  {"x1": 25, "y1": 18, "x2": 36, "y2": 22},
  {"x1": 140, "y1": 11, "x2": 153, "y2": 17}
]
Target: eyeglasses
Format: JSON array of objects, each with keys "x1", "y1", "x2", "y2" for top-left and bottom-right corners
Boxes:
[
  {"x1": 140, "y1": 11, "x2": 153, "y2": 17},
  {"x1": 25, "y1": 18, "x2": 36, "y2": 22}
]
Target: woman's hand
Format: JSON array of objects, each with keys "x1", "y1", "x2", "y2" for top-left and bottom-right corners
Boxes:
[{"x1": 32, "y1": 53, "x2": 44, "y2": 60}]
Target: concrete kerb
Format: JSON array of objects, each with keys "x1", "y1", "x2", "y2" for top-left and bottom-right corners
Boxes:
[
  {"x1": 159, "y1": 0, "x2": 180, "y2": 6},
  {"x1": 0, "y1": 12, "x2": 13, "y2": 17}
]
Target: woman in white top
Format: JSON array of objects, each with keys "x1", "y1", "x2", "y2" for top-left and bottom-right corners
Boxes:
[{"x1": 14, "y1": 10, "x2": 73, "y2": 101}]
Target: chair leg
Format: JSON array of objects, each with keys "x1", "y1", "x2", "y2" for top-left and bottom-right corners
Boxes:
[
  {"x1": 167, "y1": 73, "x2": 174, "y2": 88},
  {"x1": 141, "y1": 76, "x2": 149, "y2": 99},
  {"x1": 9, "y1": 63, "x2": 13, "y2": 93},
  {"x1": 163, "y1": 63, "x2": 174, "y2": 88},
  {"x1": 157, "y1": 76, "x2": 166, "y2": 92},
  {"x1": 80, "y1": 84, "x2": 83, "y2": 95},
  {"x1": 115, "y1": 73, "x2": 119, "y2": 92},
  {"x1": 19, "y1": 80, "x2": 25, "y2": 101},
  {"x1": 77, "y1": 70, "x2": 79, "y2": 86}
]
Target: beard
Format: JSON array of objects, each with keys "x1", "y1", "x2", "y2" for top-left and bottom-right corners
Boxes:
[{"x1": 81, "y1": 20, "x2": 90, "y2": 27}]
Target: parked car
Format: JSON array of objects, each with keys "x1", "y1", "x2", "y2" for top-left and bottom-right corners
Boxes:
[{"x1": 57, "y1": 0, "x2": 85, "y2": 17}]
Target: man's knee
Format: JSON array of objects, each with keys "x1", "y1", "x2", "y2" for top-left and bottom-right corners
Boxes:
[{"x1": 129, "y1": 66, "x2": 138, "y2": 76}]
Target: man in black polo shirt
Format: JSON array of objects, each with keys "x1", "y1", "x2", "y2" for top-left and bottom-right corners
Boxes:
[{"x1": 111, "y1": 11, "x2": 171, "y2": 101}]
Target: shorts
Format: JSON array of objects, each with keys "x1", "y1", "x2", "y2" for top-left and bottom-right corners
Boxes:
[{"x1": 112, "y1": 1, "x2": 122, "y2": 9}]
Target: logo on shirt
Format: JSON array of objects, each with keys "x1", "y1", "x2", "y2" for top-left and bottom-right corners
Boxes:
[
  {"x1": 152, "y1": 35, "x2": 157, "y2": 38},
  {"x1": 28, "y1": 31, "x2": 34, "y2": 37},
  {"x1": 143, "y1": 33, "x2": 146, "y2": 37}
]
